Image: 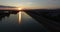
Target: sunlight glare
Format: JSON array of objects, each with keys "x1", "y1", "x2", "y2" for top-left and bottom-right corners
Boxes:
[
  {"x1": 18, "y1": 8, "x2": 22, "y2": 10},
  {"x1": 18, "y1": 11, "x2": 21, "y2": 24}
]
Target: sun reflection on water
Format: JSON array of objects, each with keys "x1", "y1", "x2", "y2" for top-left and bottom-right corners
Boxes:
[{"x1": 18, "y1": 11, "x2": 21, "y2": 24}]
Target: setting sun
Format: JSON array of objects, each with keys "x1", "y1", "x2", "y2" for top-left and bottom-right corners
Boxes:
[{"x1": 18, "y1": 8, "x2": 22, "y2": 10}]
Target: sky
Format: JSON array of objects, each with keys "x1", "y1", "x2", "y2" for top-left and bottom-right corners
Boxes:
[{"x1": 0, "y1": 0, "x2": 60, "y2": 9}]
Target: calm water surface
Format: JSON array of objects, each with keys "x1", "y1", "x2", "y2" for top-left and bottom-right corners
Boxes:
[{"x1": 0, "y1": 11, "x2": 48, "y2": 32}]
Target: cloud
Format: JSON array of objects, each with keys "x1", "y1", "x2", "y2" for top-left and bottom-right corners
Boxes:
[
  {"x1": 48, "y1": 0, "x2": 60, "y2": 1},
  {"x1": 0, "y1": 5, "x2": 16, "y2": 8}
]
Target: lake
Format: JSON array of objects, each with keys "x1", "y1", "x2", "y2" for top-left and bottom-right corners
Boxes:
[{"x1": 0, "y1": 11, "x2": 48, "y2": 32}]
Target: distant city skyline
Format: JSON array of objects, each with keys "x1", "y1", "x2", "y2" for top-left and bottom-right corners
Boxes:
[{"x1": 0, "y1": 0, "x2": 60, "y2": 9}]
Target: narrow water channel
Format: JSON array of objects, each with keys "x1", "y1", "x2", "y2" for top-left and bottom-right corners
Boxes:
[{"x1": 0, "y1": 11, "x2": 48, "y2": 32}]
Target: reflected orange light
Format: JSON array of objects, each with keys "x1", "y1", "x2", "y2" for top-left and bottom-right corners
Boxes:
[{"x1": 18, "y1": 11, "x2": 21, "y2": 24}]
